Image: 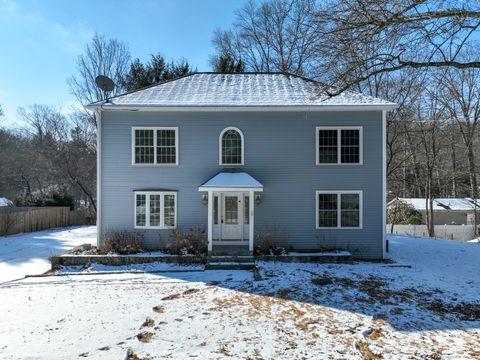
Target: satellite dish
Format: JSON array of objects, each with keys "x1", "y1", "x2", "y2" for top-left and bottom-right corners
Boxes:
[{"x1": 95, "y1": 75, "x2": 115, "y2": 102}]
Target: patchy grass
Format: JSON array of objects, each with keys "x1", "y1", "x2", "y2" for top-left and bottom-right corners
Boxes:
[
  {"x1": 355, "y1": 339, "x2": 383, "y2": 360},
  {"x1": 427, "y1": 300, "x2": 480, "y2": 321}
]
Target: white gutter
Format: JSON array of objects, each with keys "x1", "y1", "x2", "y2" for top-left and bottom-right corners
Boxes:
[{"x1": 85, "y1": 104, "x2": 398, "y2": 112}]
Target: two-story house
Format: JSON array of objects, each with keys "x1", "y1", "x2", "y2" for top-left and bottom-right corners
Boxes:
[{"x1": 86, "y1": 73, "x2": 396, "y2": 259}]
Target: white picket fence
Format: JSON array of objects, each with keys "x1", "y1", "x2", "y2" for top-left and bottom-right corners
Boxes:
[{"x1": 387, "y1": 224, "x2": 476, "y2": 241}]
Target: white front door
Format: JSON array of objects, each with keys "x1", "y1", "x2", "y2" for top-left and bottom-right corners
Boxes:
[{"x1": 221, "y1": 193, "x2": 242, "y2": 239}]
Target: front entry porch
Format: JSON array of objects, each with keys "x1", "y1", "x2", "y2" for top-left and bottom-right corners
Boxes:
[{"x1": 199, "y1": 170, "x2": 263, "y2": 256}]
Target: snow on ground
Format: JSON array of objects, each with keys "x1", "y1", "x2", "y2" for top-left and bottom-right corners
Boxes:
[
  {"x1": 0, "y1": 233, "x2": 479, "y2": 359},
  {"x1": 0, "y1": 226, "x2": 96, "y2": 283}
]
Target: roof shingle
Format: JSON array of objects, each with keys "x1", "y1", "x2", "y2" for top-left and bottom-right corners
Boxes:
[{"x1": 88, "y1": 72, "x2": 396, "y2": 108}]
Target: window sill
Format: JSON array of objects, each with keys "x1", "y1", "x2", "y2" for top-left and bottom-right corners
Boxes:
[
  {"x1": 132, "y1": 163, "x2": 179, "y2": 166},
  {"x1": 316, "y1": 163, "x2": 363, "y2": 166},
  {"x1": 134, "y1": 226, "x2": 177, "y2": 230},
  {"x1": 316, "y1": 227, "x2": 363, "y2": 230}
]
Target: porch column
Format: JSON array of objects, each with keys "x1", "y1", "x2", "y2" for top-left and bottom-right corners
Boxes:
[
  {"x1": 249, "y1": 190, "x2": 254, "y2": 252},
  {"x1": 207, "y1": 191, "x2": 213, "y2": 252}
]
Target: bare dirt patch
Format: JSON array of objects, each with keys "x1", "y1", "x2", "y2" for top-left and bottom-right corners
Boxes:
[
  {"x1": 141, "y1": 317, "x2": 155, "y2": 328},
  {"x1": 136, "y1": 331, "x2": 154, "y2": 343},
  {"x1": 152, "y1": 305, "x2": 165, "y2": 313},
  {"x1": 161, "y1": 293, "x2": 181, "y2": 301},
  {"x1": 182, "y1": 288, "x2": 200, "y2": 295}
]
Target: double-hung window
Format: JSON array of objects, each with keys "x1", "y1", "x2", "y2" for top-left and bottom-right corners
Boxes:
[
  {"x1": 316, "y1": 191, "x2": 362, "y2": 229},
  {"x1": 316, "y1": 127, "x2": 362, "y2": 164},
  {"x1": 133, "y1": 127, "x2": 178, "y2": 165},
  {"x1": 135, "y1": 191, "x2": 177, "y2": 229}
]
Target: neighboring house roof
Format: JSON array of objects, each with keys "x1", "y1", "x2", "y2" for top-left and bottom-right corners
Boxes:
[
  {"x1": 86, "y1": 72, "x2": 397, "y2": 110},
  {"x1": 199, "y1": 170, "x2": 263, "y2": 190},
  {"x1": 389, "y1": 198, "x2": 480, "y2": 211},
  {"x1": 0, "y1": 197, "x2": 13, "y2": 207}
]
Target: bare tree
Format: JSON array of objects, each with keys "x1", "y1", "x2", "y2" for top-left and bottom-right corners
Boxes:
[
  {"x1": 315, "y1": 0, "x2": 480, "y2": 91},
  {"x1": 416, "y1": 91, "x2": 446, "y2": 237},
  {"x1": 434, "y1": 65, "x2": 480, "y2": 232},
  {"x1": 212, "y1": 0, "x2": 318, "y2": 75},
  {"x1": 67, "y1": 33, "x2": 131, "y2": 126},
  {"x1": 17, "y1": 105, "x2": 97, "y2": 212}
]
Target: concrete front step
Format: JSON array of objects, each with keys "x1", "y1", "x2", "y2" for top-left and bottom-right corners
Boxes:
[
  {"x1": 205, "y1": 262, "x2": 256, "y2": 270},
  {"x1": 208, "y1": 256, "x2": 254, "y2": 263}
]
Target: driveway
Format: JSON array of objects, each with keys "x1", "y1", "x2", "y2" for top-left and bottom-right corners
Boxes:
[{"x1": 0, "y1": 226, "x2": 96, "y2": 283}]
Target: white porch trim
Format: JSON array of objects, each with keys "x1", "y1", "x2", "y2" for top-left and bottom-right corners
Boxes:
[
  {"x1": 207, "y1": 191, "x2": 213, "y2": 252},
  {"x1": 199, "y1": 186, "x2": 263, "y2": 192},
  {"x1": 248, "y1": 189, "x2": 254, "y2": 252},
  {"x1": 199, "y1": 170, "x2": 263, "y2": 253}
]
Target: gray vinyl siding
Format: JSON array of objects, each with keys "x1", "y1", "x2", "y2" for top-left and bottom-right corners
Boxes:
[{"x1": 100, "y1": 110, "x2": 384, "y2": 259}]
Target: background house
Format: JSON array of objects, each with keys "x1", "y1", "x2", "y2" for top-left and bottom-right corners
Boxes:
[
  {"x1": 0, "y1": 198, "x2": 12, "y2": 207},
  {"x1": 387, "y1": 198, "x2": 480, "y2": 225}
]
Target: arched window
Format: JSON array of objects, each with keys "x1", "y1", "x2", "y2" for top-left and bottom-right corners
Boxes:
[{"x1": 219, "y1": 127, "x2": 244, "y2": 165}]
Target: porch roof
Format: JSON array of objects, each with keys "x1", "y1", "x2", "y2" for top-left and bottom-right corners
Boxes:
[{"x1": 199, "y1": 170, "x2": 263, "y2": 191}]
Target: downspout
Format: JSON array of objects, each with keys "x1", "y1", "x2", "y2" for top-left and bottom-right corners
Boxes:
[
  {"x1": 96, "y1": 109, "x2": 102, "y2": 249},
  {"x1": 382, "y1": 110, "x2": 387, "y2": 257}
]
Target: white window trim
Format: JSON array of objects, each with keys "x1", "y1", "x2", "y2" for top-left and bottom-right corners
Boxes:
[
  {"x1": 219, "y1": 126, "x2": 244, "y2": 166},
  {"x1": 134, "y1": 191, "x2": 177, "y2": 229},
  {"x1": 315, "y1": 190, "x2": 363, "y2": 229},
  {"x1": 132, "y1": 127, "x2": 179, "y2": 166},
  {"x1": 316, "y1": 126, "x2": 363, "y2": 165}
]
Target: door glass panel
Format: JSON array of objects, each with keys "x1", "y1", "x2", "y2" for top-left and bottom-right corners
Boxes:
[
  {"x1": 213, "y1": 196, "x2": 219, "y2": 225},
  {"x1": 244, "y1": 195, "x2": 249, "y2": 225},
  {"x1": 224, "y1": 196, "x2": 238, "y2": 224}
]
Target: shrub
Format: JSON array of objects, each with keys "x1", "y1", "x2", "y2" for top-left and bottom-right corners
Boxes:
[
  {"x1": 254, "y1": 223, "x2": 289, "y2": 255},
  {"x1": 387, "y1": 200, "x2": 423, "y2": 225},
  {"x1": 15, "y1": 184, "x2": 75, "y2": 210},
  {"x1": 101, "y1": 230, "x2": 144, "y2": 254},
  {"x1": 161, "y1": 227, "x2": 207, "y2": 255}
]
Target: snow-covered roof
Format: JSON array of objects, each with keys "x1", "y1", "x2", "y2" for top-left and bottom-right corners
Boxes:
[
  {"x1": 391, "y1": 198, "x2": 480, "y2": 211},
  {"x1": 87, "y1": 73, "x2": 396, "y2": 109},
  {"x1": 0, "y1": 197, "x2": 12, "y2": 207},
  {"x1": 199, "y1": 170, "x2": 263, "y2": 190}
]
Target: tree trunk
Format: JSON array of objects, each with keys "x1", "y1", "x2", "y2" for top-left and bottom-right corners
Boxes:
[
  {"x1": 466, "y1": 143, "x2": 478, "y2": 236},
  {"x1": 451, "y1": 140, "x2": 457, "y2": 197},
  {"x1": 425, "y1": 177, "x2": 435, "y2": 238}
]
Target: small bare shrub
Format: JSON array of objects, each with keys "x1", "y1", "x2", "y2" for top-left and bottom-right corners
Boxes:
[
  {"x1": 254, "y1": 223, "x2": 289, "y2": 255},
  {"x1": 160, "y1": 227, "x2": 207, "y2": 255},
  {"x1": 101, "y1": 230, "x2": 144, "y2": 254}
]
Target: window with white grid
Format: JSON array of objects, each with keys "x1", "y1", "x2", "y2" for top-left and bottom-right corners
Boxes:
[
  {"x1": 157, "y1": 129, "x2": 177, "y2": 164},
  {"x1": 134, "y1": 129, "x2": 154, "y2": 164},
  {"x1": 317, "y1": 129, "x2": 338, "y2": 164},
  {"x1": 135, "y1": 191, "x2": 177, "y2": 228},
  {"x1": 316, "y1": 127, "x2": 362, "y2": 164},
  {"x1": 220, "y1": 127, "x2": 244, "y2": 165},
  {"x1": 316, "y1": 191, "x2": 362, "y2": 229},
  {"x1": 133, "y1": 127, "x2": 178, "y2": 165},
  {"x1": 341, "y1": 129, "x2": 360, "y2": 164}
]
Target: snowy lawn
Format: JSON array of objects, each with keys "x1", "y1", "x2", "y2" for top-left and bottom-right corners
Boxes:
[
  {"x1": 0, "y1": 226, "x2": 96, "y2": 283},
  {"x1": 0, "y1": 234, "x2": 479, "y2": 359}
]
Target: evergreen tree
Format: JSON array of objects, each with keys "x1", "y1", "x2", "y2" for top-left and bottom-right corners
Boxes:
[
  {"x1": 120, "y1": 54, "x2": 195, "y2": 92},
  {"x1": 212, "y1": 53, "x2": 245, "y2": 73}
]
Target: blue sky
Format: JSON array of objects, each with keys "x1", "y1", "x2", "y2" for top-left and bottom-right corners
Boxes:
[{"x1": 0, "y1": 0, "x2": 246, "y2": 126}]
